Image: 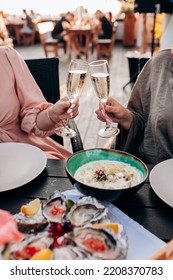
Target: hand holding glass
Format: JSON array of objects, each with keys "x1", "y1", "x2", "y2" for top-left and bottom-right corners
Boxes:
[
  {"x1": 88, "y1": 60, "x2": 120, "y2": 138},
  {"x1": 55, "y1": 59, "x2": 88, "y2": 138}
]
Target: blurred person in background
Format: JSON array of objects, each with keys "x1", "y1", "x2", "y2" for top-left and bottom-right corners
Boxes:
[
  {"x1": 92, "y1": 9, "x2": 113, "y2": 44},
  {"x1": 29, "y1": 9, "x2": 41, "y2": 24},
  {"x1": 106, "y1": 12, "x2": 113, "y2": 25},
  {"x1": 20, "y1": 9, "x2": 33, "y2": 35},
  {"x1": 52, "y1": 11, "x2": 81, "y2": 57}
]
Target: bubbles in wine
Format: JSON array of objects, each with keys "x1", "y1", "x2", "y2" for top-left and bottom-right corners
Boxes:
[
  {"x1": 67, "y1": 70, "x2": 87, "y2": 102},
  {"x1": 91, "y1": 73, "x2": 110, "y2": 103}
]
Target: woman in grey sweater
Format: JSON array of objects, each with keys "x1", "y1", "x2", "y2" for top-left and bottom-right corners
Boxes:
[{"x1": 96, "y1": 49, "x2": 173, "y2": 164}]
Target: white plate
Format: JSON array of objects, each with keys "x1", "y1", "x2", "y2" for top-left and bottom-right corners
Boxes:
[
  {"x1": 149, "y1": 158, "x2": 173, "y2": 207},
  {"x1": 0, "y1": 143, "x2": 47, "y2": 192}
]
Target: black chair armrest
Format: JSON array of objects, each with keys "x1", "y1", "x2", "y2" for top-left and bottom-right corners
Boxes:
[{"x1": 68, "y1": 119, "x2": 84, "y2": 153}]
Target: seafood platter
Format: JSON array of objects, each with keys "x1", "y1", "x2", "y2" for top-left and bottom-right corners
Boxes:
[{"x1": 0, "y1": 191, "x2": 128, "y2": 260}]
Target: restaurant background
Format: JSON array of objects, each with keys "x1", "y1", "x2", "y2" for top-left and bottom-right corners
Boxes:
[{"x1": 0, "y1": 0, "x2": 121, "y2": 15}]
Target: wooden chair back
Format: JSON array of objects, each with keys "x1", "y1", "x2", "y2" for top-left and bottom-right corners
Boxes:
[
  {"x1": 20, "y1": 23, "x2": 36, "y2": 45},
  {"x1": 37, "y1": 21, "x2": 58, "y2": 57},
  {"x1": 37, "y1": 21, "x2": 66, "y2": 57},
  {"x1": 96, "y1": 23, "x2": 117, "y2": 59}
]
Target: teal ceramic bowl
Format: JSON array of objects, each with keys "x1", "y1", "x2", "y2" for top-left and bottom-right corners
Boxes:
[{"x1": 66, "y1": 149, "x2": 148, "y2": 201}]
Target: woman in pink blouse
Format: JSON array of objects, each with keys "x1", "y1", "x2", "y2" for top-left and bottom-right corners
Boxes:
[{"x1": 0, "y1": 46, "x2": 79, "y2": 159}]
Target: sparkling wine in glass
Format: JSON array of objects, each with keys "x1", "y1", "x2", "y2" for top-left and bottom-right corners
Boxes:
[
  {"x1": 89, "y1": 60, "x2": 120, "y2": 138},
  {"x1": 55, "y1": 59, "x2": 88, "y2": 138}
]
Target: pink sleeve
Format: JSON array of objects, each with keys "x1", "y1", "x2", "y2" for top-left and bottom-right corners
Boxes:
[{"x1": 5, "y1": 47, "x2": 60, "y2": 137}]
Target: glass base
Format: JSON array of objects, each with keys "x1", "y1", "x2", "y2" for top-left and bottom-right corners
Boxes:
[
  {"x1": 54, "y1": 126, "x2": 76, "y2": 139},
  {"x1": 98, "y1": 127, "x2": 120, "y2": 138}
]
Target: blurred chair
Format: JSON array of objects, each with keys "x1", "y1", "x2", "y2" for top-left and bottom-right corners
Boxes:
[
  {"x1": 123, "y1": 55, "x2": 139, "y2": 90},
  {"x1": 25, "y1": 57, "x2": 83, "y2": 153},
  {"x1": 96, "y1": 23, "x2": 117, "y2": 60},
  {"x1": 123, "y1": 55, "x2": 150, "y2": 91},
  {"x1": 37, "y1": 21, "x2": 66, "y2": 57},
  {"x1": 20, "y1": 26, "x2": 36, "y2": 45}
]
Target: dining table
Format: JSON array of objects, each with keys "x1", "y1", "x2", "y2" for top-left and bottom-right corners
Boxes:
[
  {"x1": 0, "y1": 159, "x2": 172, "y2": 245},
  {"x1": 66, "y1": 26, "x2": 93, "y2": 60}
]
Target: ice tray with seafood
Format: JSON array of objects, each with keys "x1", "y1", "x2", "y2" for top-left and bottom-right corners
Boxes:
[{"x1": 0, "y1": 191, "x2": 128, "y2": 260}]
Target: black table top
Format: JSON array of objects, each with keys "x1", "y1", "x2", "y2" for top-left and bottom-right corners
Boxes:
[{"x1": 0, "y1": 159, "x2": 172, "y2": 243}]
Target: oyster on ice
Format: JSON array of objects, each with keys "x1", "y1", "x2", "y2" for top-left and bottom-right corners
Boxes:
[
  {"x1": 42, "y1": 191, "x2": 67, "y2": 223},
  {"x1": 68, "y1": 225, "x2": 127, "y2": 260},
  {"x1": 69, "y1": 196, "x2": 108, "y2": 227},
  {"x1": 14, "y1": 200, "x2": 48, "y2": 234},
  {"x1": 9, "y1": 232, "x2": 53, "y2": 260}
]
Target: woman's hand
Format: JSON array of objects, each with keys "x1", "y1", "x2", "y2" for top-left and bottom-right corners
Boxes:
[
  {"x1": 50, "y1": 96, "x2": 79, "y2": 122},
  {"x1": 36, "y1": 97, "x2": 79, "y2": 131},
  {"x1": 95, "y1": 97, "x2": 133, "y2": 130}
]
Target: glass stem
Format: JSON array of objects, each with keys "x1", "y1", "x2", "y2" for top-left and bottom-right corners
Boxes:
[
  {"x1": 63, "y1": 118, "x2": 71, "y2": 131},
  {"x1": 105, "y1": 121, "x2": 112, "y2": 131}
]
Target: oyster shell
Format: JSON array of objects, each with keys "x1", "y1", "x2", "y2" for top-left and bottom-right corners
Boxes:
[
  {"x1": 53, "y1": 245, "x2": 93, "y2": 260},
  {"x1": 69, "y1": 196, "x2": 108, "y2": 227},
  {"x1": 68, "y1": 225, "x2": 127, "y2": 260},
  {"x1": 9, "y1": 232, "x2": 53, "y2": 260},
  {"x1": 14, "y1": 211, "x2": 48, "y2": 234},
  {"x1": 42, "y1": 191, "x2": 67, "y2": 223}
]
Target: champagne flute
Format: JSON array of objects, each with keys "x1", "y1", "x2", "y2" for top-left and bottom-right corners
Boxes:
[
  {"x1": 55, "y1": 59, "x2": 88, "y2": 138},
  {"x1": 88, "y1": 59, "x2": 120, "y2": 138}
]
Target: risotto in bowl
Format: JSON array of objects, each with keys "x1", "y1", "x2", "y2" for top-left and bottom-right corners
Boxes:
[{"x1": 66, "y1": 149, "x2": 148, "y2": 201}]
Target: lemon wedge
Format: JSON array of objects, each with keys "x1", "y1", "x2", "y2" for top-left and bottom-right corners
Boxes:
[
  {"x1": 93, "y1": 223, "x2": 119, "y2": 234},
  {"x1": 20, "y1": 198, "x2": 40, "y2": 216},
  {"x1": 31, "y1": 248, "x2": 52, "y2": 260}
]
